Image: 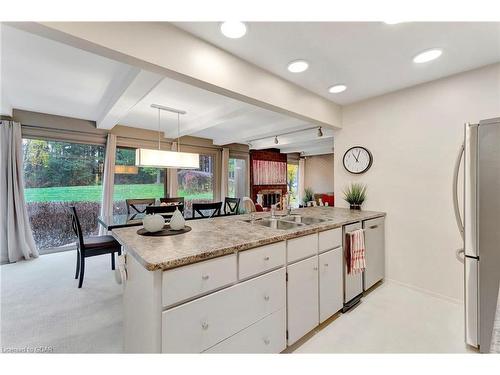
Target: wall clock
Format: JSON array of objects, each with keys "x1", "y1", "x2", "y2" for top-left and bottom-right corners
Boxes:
[{"x1": 343, "y1": 146, "x2": 373, "y2": 174}]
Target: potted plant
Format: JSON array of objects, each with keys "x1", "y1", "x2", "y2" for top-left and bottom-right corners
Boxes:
[
  {"x1": 303, "y1": 187, "x2": 314, "y2": 206},
  {"x1": 343, "y1": 183, "x2": 367, "y2": 210}
]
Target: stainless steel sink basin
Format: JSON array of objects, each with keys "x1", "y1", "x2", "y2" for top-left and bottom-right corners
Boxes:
[
  {"x1": 279, "y1": 215, "x2": 329, "y2": 225},
  {"x1": 248, "y1": 218, "x2": 306, "y2": 230}
]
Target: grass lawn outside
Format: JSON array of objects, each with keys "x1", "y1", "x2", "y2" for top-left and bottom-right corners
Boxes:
[{"x1": 25, "y1": 184, "x2": 213, "y2": 203}]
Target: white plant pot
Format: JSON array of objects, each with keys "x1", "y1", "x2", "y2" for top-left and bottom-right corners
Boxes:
[
  {"x1": 143, "y1": 214, "x2": 165, "y2": 233},
  {"x1": 169, "y1": 207, "x2": 186, "y2": 230}
]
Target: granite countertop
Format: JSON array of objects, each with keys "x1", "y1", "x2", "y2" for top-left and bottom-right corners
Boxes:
[{"x1": 112, "y1": 207, "x2": 386, "y2": 271}]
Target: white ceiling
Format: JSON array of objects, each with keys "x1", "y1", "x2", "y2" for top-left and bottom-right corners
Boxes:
[
  {"x1": 1, "y1": 24, "x2": 328, "y2": 155},
  {"x1": 4, "y1": 22, "x2": 499, "y2": 156},
  {"x1": 1, "y1": 24, "x2": 133, "y2": 121},
  {"x1": 174, "y1": 22, "x2": 500, "y2": 105}
]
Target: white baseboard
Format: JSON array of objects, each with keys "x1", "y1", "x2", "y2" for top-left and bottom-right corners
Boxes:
[{"x1": 386, "y1": 278, "x2": 463, "y2": 305}]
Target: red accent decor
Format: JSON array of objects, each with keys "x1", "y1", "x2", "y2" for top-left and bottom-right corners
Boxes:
[
  {"x1": 255, "y1": 204, "x2": 264, "y2": 212},
  {"x1": 322, "y1": 194, "x2": 335, "y2": 207}
]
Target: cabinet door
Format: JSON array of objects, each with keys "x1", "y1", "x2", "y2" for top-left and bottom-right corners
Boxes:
[
  {"x1": 319, "y1": 247, "x2": 343, "y2": 323},
  {"x1": 287, "y1": 256, "x2": 319, "y2": 345},
  {"x1": 363, "y1": 217, "x2": 385, "y2": 290}
]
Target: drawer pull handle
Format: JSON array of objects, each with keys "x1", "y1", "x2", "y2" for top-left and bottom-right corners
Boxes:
[
  {"x1": 313, "y1": 266, "x2": 318, "y2": 271},
  {"x1": 263, "y1": 256, "x2": 270, "y2": 261},
  {"x1": 263, "y1": 338, "x2": 270, "y2": 345},
  {"x1": 202, "y1": 275, "x2": 210, "y2": 280},
  {"x1": 264, "y1": 295, "x2": 270, "y2": 301},
  {"x1": 324, "y1": 263, "x2": 329, "y2": 267},
  {"x1": 201, "y1": 322, "x2": 209, "y2": 330},
  {"x1": 369, "y1": 225, "x2": 379, "y2": 229}
]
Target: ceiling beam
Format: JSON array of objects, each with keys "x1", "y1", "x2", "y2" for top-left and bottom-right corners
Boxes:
[
  {"x1": 9, "y1": 22, "x2": 342, "y2": 130},
  {"x1": 179, "y1": 102, "x2": 258, "y2": 137},
  {"x1": 279, "y1": 138, "x2": 334, "y2": 155},
  {"x1": 96, "y1": 68, "x2": 163, "y2": 129}
]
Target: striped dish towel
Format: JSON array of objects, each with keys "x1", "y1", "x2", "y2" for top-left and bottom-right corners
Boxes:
[{"x1": 346, "y1": 229, "x2": 366, "y2": 274}]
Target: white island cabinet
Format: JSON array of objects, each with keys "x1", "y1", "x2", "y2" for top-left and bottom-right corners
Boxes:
[{"x1": 119, "y1": 208, "x2": 386, "y2": 353}]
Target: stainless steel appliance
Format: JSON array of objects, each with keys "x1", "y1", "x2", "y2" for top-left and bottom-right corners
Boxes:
[
  {"x1": 453, "y1": 117, "x2": 500, "y2": 353},
  {"x1": 342, "y1": 222, "x2": 363, "y2": 311}
]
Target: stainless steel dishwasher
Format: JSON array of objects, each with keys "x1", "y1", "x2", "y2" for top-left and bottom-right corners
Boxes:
[
  {"x1": 343, "y1": 221, "x2": 363, "y2": 311},
  {"x1": 362, "y1": 217, "x2": 385, "y2": 291}
]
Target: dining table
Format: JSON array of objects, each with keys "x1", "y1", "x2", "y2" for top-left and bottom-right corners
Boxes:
[
  {"x1": 97, "y1": 212, "x2": 177, "y2": 231},
  {"x1": 97, "y1": 202, "x2": 184, "y2": 231}
]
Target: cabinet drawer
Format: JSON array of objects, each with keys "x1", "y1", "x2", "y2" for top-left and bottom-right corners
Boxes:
[
  {"x1": 162, "y1": 268, "x2": 286, "y2": 353},
  {"x1": 318, "y1": 228, "x2": 342, "y2": 253},
  {"x1": 205, "y1": 309, "x2": 286, "y2": 353},
  {"x1": 287, "y1": 233, "x2": 318, "y2": 263},
  {"x1": 162, "y1": 254, "x2": 237, "y2": 307},
  {"x1": 239, "y1": 241, "x2": 286, "y2": 280}
]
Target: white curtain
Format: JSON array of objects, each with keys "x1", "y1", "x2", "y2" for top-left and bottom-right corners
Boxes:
[
  {"x1": 220, "y1": 147, "x2": 229, "y2": 199},
  {"x1": 0, "y1": 120, "x2": 39, "y2": 263},
  {"x1": 99, "y1": 134, "x2": 117, "y2": 235},
  {"x1": 298, "y1": 157, "x2": 306, "y2": 205}
]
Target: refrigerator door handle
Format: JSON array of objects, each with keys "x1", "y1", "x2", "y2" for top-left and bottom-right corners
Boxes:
[{"x1": 453, "y1": 142, "x2": 465, "y2": 240}]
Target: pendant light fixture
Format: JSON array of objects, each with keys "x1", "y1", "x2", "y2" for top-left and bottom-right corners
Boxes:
[{"x1": 135, "y1": 104, "x2": 200, "y2": 169}]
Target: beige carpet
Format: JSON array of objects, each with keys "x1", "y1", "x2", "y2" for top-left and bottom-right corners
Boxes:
[{"x1": 0, "y1": 251, "x2": 122, "y2": 353}]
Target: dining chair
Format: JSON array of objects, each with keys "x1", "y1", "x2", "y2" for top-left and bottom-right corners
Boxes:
[
  {"x1": 126, "y1": 198, "x2": 155, "y2": 215},
  {"x1": 69, "y1": 206, "x2": 122, "y2": 288},
  {"x1": 192, "y1": 202, "x2": 222, "y2": 219},
  {"x1": 224, "y1": 197, "x2": 241, "y2": 215},
  {"x1": 160, "y1": 197, "x2": 185, "y2": 213}
]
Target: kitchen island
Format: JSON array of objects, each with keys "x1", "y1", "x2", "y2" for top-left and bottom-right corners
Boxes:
[{"x1": 113, "y1": 207, "x2": 386, "y2": 353}]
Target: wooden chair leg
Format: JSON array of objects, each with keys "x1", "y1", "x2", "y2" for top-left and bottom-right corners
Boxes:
[
  {"x1": 74, "y1": 250, "x2": 80, "y2": 279},
  {"x1": 111, "y1": 252, "x2": 115, "y2": 270},
  {"x1": 78, "y1": 255, "x2": 85, "y2": 288}
]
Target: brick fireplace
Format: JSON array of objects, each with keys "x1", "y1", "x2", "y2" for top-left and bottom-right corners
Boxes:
[{"x1": 250, "y1": 149, "x2": 288, "y2": 209}]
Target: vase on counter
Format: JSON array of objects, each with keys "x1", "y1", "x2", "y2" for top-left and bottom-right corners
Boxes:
[
  {"x1": 350, "y1": 204, "x2": 362, "y2": 210},
  {"x1": 143, "y1": 214, "x2": 165, "y2": 232},
  {"x1": 169, "y1": 207, "x2": 186, "y2": 230}
]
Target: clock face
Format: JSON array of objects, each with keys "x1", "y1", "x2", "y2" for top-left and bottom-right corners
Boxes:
[{"x1": 343, "y1": 146, "x2": 373, "y2": 174}]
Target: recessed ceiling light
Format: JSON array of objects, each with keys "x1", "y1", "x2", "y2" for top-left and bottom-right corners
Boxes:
[
  {"x1": 383, "y1": 21, "x2": 404, "y2": 25},
  {"x1": 220, "y1": 21, "x2": 247, "y2": 39},
  {"x1": 328, "y1": 84, "x2": 347, "y2": 94},
  {"x1": 287, "y1": 60, "x2": 309, "y2": 73},
  {"x1": 413, "y1": 48, "x2": 442, "y2": 64}
]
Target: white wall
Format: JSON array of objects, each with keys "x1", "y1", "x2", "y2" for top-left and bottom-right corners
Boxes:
[
  {"x1": 335, "y1": 63, "x2": 500, "y2": 302},
  {"x1": 304, "y1": 154, "x2": 334, "y2": 194}
]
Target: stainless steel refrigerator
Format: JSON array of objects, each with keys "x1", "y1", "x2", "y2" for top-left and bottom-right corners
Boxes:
[{"x1": 453, "y1": 117, "x2": 500, "y2": 353}]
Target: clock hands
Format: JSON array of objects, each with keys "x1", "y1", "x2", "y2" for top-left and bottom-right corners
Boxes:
[{"x1": 352, "y1": 150, "x2": 360, "y2": 162}]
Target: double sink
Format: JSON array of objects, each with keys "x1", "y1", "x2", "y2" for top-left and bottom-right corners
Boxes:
[{"x1": 243, "y1": 214, "x2": 330, "y2": 230}]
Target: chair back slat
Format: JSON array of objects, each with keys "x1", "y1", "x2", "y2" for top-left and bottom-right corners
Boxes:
[
  {"x1": 126, "y1": 198, "x2": 156, "y2": 215},
  {"x1": 192, "y1": 202, "x2": 222, "y2": 219},
  {"x1": 224, "y1": 197, "x2": 240, "y2": 215},
  {"x1": 69, "y1": 206, "x2": 85, "y2": 249}
]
